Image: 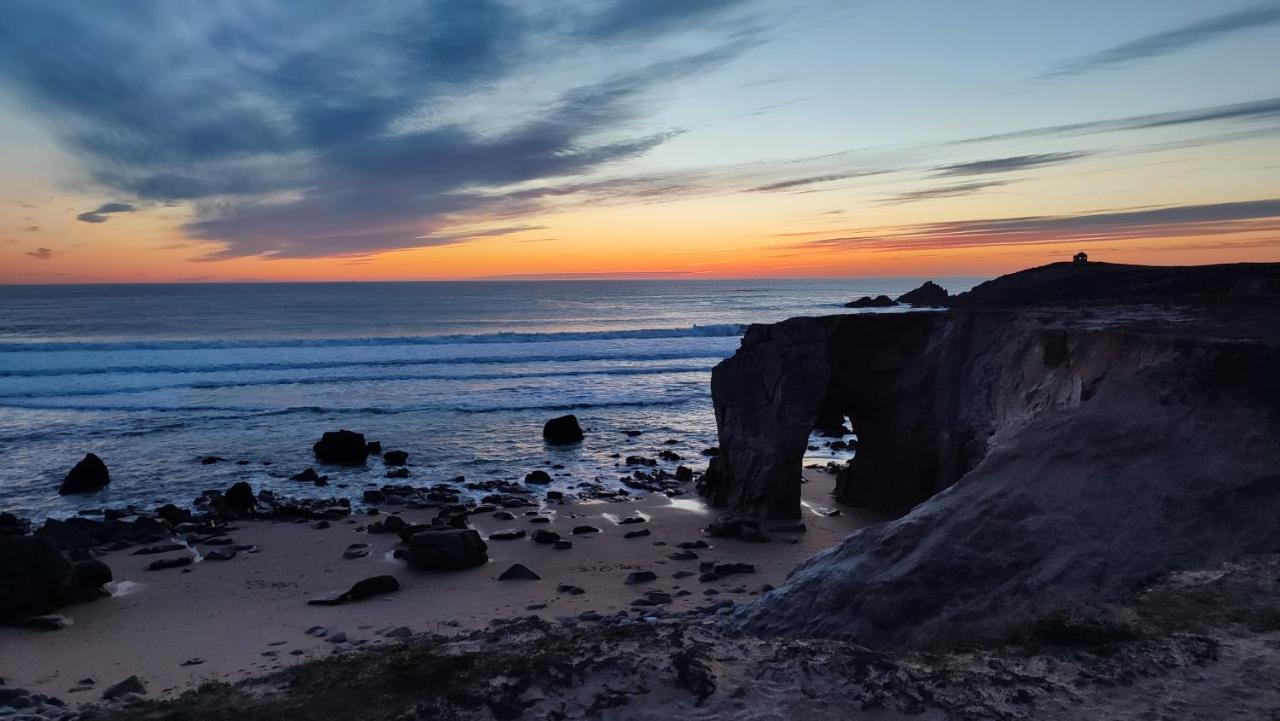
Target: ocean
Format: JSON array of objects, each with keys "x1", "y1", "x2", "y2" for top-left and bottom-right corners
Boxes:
[{"x1": 0, "y1": 278, "x2": 978, "y2": 519}]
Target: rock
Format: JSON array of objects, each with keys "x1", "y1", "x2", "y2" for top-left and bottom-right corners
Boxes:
[
  {"x1": 492, "y1": 511, "x2": 516, "y2": 521},
  {"x1": 487, "y1": 529, "x2": 526, "y2": 541},
  {"x1": 385, "y1": 467, "x2": 411, "y2": 479},
  {"x1": 624, "y1": 529, "x2": 651, "y2": 539},
  {"x1": 844, "y1": 295, "x2": 895, "y2": 308},
  {"x1": 669, "y1": 551, "x2": 698, "y2": 561},
  {"x1": 0, "y1": 535, "x2": 111, "y2": 622},
  {"x1": 203, "y1": 547, "x2": 237, "y2": 561},
  {"x1": 531, "y1": 530, "x2": 560, "y2": 544},
  {"x1": 528, "y1": 516, "x2": 551, "y2": 524},
  {"x1": 342, "y1": 544, "x2": 369, "y2": 560},
  {"x1": 625, "y1": 570, "x2": 657, "y2": 585},
  {"x1": 498, "y1": 564, "x2": 540, "y2": 581},
  {"x1": 308, "y1": 575, "x2": 400, "y2": 606},
  {"x1": 133, "y1": 542, "x2": 183, "y2": 557},
  {"x1": 572, "y1": 525, "x2": 601, "y2": 535},
  {"x1": 200, "y1": 456, "x2": 225, "y2": 465},
  {"x1": 658, "y1": 450, "x2": 681, "y2": 461},
  {"x1": 557, "y1": 584, "x2": 585, "y2": 595},
  {"x1": 524, "y1": 470, "x2": 552, "y2": 485},
  {"x1": 290, "y1": 468, "x2": 326, "y2": 483},
  {"x1": 625, "y1": 456, "x2": 657, "y2": 467},
  {"x1": 405, "y1": 529, "x2": 488, "y2": 571},
  {"x1": 366, "y1": 441, "x2": 382, "y2": 454},
  {"x1": 224, "y1": 481, "x2": 255, "y2": 512},
  {"x1": 146, "y1": 556, "x2": 192, "y2": 571},
  {"x1": 542, "y1": 415, "x2": 584, "y2": 445},
  {"x1": 180, "y1": 658, "x2": 204, "y2": 666},
  {"x1": 672, "y1": 645, "x2": 717, "y2": 700},
  {"x1": 325, "y1": 632, "x2": 348, "y2": 643},
  {"x1": 553, "y1": 540, "x2": 573, "y2": 550},
  {"x1": 101, "y1": 675, "x2": 145, "y2": 701},
  {"x1": 677, "y1": 540, "x2": 709, "y2": 550},
  {"x1": 13, "y1": 613, "x2": 71, "y2": 630},
  {"x1": 674, "y1": 466, "x2": 694, "y2": 482},
  {"x1": 362, "y1": 489, "x2": 386, "y2": 504},
  {"x1": 384, "y1": 626, "x2": 412, "y2": 639},
  {"x1": 896, "y1": 280, "x2": 950, "y2": 306},
  {"x1": 767, "y1": 523, "x2": 807, "y2": 534},
  {"x1": 618, "y1": 516, "x2": 647, "y2": 525},
  {"x1": 58, "y1": 453, "x2": 110, "y2": 495},
  {"x1": 382, "y1": 450, "x2": 409, "y2": 466},
  {"x1": 718, "y1": 261, "x2": 1280, "y2": 648},
  {"x1": 312, "y1": 430, "x2": 370, "y2": 466}
]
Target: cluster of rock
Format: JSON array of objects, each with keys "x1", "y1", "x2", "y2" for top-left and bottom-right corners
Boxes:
[{"x1": 844, "y1": 280, "x2": 951, "y2": 309}]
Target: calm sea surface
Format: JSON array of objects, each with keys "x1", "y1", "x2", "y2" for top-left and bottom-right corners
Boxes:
[{"x1": 0, "y1": 278, "x2": 979, "y2": 518}]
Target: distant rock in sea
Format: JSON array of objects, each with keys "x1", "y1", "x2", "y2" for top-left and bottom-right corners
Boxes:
[
  {"x1": 543, "y1": 415, "x2": 584, "y2": 445},
  {"x1": 58, "y1": 453, "x2": 110, "y2": 495}
]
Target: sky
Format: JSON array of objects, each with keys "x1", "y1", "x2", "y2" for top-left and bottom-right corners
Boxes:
[{"x1": 0, "y1": 0, "x2": 1277, "y2": 283}]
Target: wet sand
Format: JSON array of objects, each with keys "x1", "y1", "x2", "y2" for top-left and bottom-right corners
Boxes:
[{"x1": 0, "y1": 469, "x2": 884, "y2": 700}]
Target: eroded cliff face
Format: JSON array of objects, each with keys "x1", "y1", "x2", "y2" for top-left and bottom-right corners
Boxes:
[{"x1": 707, "y1": 261, "x2": 1280, "y2": 647}]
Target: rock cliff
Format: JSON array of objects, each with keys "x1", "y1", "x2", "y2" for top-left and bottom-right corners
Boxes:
[{"x1": 707, "y1": 261, "x2": 1280, "y2": 647}]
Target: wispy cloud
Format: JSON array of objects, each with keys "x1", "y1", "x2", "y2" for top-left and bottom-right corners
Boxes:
[
  {"x1": 25, "y1": 247, "x2": 53, "y2": 259},
  {"x1": 932, "y1": 152, "x2": 1089, "y2": 177},
  {"x1": 960, "y1": 97, "x2": 1280, "y2": 145},
  {"x1": 76, "y1": 202, "x2": 136, "y2": 223},
  {"x1": 749, "y1": 171, "x2": 882, "y2": 193},
  {"x1": 786, "y1": 198, "x2": 1280, "y2": 253},
  {"x1": 882, "y1": 179, "x2": 1011, "y2": 205},
  {"x1": 1046, "y1": 4, "x2": 1280, "y2": 78}
]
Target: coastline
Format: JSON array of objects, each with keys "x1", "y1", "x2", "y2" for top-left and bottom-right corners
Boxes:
[{"x1": 0, "y1": 468, "x2": 883, "y2": 700}]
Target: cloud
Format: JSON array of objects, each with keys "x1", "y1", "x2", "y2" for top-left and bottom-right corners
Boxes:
[
  {"x1": 25, "y1": 247, "x2": 52, "y2": 259},
  {"x1": 787, "y1": 198, "x2": 1280, "y2": 253},
  {"x1": 76, "y1": 202, "x2": 136, "y2": 223},
  {"x1": 749, "y1": 171, "x2": 883, "y2": 193},
  {"x1": 882, "y1": 179, "x2": 1011, "y2": 205},
  {"x1": 0, "y1": 0, "x2": 763, "y2": 259},
  {"x1": 959, "y1": 97, "x2": 1280, "y2": 145},
  {"x1": 932, "y1": 152, "x2": 1089, "y2": 177},
  {"x1": 1046, "y1": 4, "x2": 1280, "y2": 78}
]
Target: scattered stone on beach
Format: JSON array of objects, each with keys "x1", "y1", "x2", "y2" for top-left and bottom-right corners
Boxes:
[
  {"x1": 542, "y1": 414, "x2": 584, "y2": 445},
  {"x1": 529, "y1": 516, "x2": 551, "y2": 524},
  {"x1": 625, "y1": 570, "x2": 658, "y2": 585},
  {"x1": 553, "y1": 540, "x2": 573, "y2": 550},
  {"x1": 669, "y1": 551, "x2": 699, "y2": 561},
  {"x1": 308, "y1": 575, "x2": 400, "y2": 606},
  {"x1": 531, "y1": 530, "x2": 560, "y2": 544},
  {"x1": 618, "y1": 516, "x2": 647, "y2": 525},
  {"x1": 706, "y1": 517, "x2": 770, "y2": 543},
  {"x1": 624, "y1": 529, "x2": 651, "y2": 539},
  {"x1": 405, "y1": 529, "x2": 488, "y2": 571},
  {"x1": 631, "y1": 591, "x2": 673, "y2": 606},
  {"x1": 675, "y1": 466, "x2": 694, "y2": 482},
  {"x1": 311, "y1": 520, "x2": 331, "y2": 530},
  {"x1": 204, "y1": 547, "x2": 237, "y2": 561},
  {"x1": 343, "y1": 543, "x2": 370, "y2": 560},
  {"x1": 700, "y1": 562, "x2": 755, "y2": 582},
  {"x1": 382, "y1": 450, "x2": 409, "y2": 466},
  {"x1": 677, "y1": 540, "x2": 709, "y2": 550},
  {"x1": 384, "y1": 626, "x2": 412, "y2": 639},
  {"x1": 572, "y1": 525, "x2": 601, "y2": 535},
  {"x1": 147, "y1": 556, "x2": 192, "y2": 571},
  {"x1": 101, "y1": 675, "x2": 146, "y2": 701},
  {"x1": 498, "y1": 564, "x2": 540, "y2": 581},
  {"x1": 58, "y1": 453, "x2": 110, "y2": 495},
  {"x1": 385, "y1": 467, "x2": 411, "y2": 479},
  {"x1": 180, "y1": 658, "x2": 204, "y2": 667},
  {"x1": 312, "y1": 430, "x2": 371, "y2": 466},
  {"x1": 625, "y1": 456, "x2": 657, "y2": 467},
  {"x1": 14, "y1": 613, "x2": 71, "y2": 631},
  {"x1": 491, "y1": 511, "x2": 516, "y2": 521},
  {"x1": 488, "y1": 529, "x2": 526, "y2": 541},
  {"x1": 362, "y1": 489, "x2": 386, "y2": 504},
  {"x1": 325, "y1": 632, "x2": 348, "y2": 644},
  {"x1": 557, "y1": 584, "x2": 585, "y2": 595},
  {"x1": 224, "y1": 481, "x2": 256, "y2": 513},
  {"x1": 524, "y1": 470, "x2": 552, "y2": 485}
]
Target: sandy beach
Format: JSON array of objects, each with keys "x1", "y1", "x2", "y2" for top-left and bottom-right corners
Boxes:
[{"x1": 0, "y1": 468, "x2": 883, "y2": 700}]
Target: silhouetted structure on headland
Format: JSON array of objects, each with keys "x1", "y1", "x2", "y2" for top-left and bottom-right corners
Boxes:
[{"x1": 1073, "y1": 251, "x2": 1088, "y2": 265}]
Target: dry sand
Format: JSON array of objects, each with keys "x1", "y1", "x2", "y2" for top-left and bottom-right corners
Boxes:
[{"x1": 0, "y1": 469, "x2": 883, "y2": 700}]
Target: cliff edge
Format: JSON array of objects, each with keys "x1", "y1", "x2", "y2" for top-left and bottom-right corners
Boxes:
[{"x1": 706, "y1": 261, "x2": 1280, "y2": 647}]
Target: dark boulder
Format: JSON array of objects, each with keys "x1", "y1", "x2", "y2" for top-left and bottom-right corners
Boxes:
[
  {"x1": 625, "y1": 570, "x2": 657, "y2": 585},
  {"x1": 224, "y1": 482, "x2": 256, "y2": 513},
  {"x1": 290, "y1": 468, "x2": 326, "y2": 483},
  {"x1": 0, "y1": 513, "x2": 28, "y2": 537},
  {"x1": 896, "y1": 280, "x2": 950, "y2": 307},
  {"x1": 58, "y1": 453, "x2": 110, "y2": 495},
  {"x1": 102, "y1": 675, "x2": 146, "y2": 701},
  {"x1": 844, "y1": 295, "x2": 895, "y2": 308},
  {"x1": 498, "y1": 563, "x2": 540, "y2": 581},
  {"x1": 542, "y1": 415, "x2": 584, "y2": 445},
  {"x1": 0, "y1": 536, "x2": 112, "y2": 622},
  {"x1": 308, "y1": 574, "x2": 401, "y2": 606},
  {"x1": 524, "y1": 470, "x2": 552, "y2": 485},
  {"x1": 531, "y1": 530, "x2": 560, "y2": 544},
  {"x1": 312, "y1": 430, "x2": 370, "y2": 466},
  {"x1": 405, "y1": 529, "x2": 488, "y2": 571},
  {"x1": 383, "y1": 450, "x2": 409, "y2": 466}
]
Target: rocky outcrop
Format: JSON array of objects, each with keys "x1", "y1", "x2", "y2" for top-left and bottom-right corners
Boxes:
[
  {"x1": 896, "y1": 280, "x2": 949, "y2": 306},
  {"x1": 313, "y1": 430, "x2": 371, "y2": 465},
  {"x1": 1, "y1": 535, "x2": 113, "y2": 623},
  {"x1": 709, "y1": 261, "x2": 1280, "y2": 647},
  {"x1": 59, "y1": 453, "x2": 110, "y2": 495},
  {"x1": 543, "y1": 415, "x2": 584, "y2": 444}
]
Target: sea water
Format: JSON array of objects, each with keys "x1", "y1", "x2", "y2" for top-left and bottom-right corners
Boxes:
[{"x1": 0, "y1": 278, "x2": 977, "y2": 518}]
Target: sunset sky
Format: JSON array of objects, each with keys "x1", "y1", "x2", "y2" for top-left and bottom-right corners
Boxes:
[{"x1": 1, "y1": 0, "x2": 1278, "y2": 282}]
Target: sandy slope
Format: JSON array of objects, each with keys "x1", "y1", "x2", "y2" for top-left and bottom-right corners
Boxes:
[{"x1": 0, "y1": 469, "x2": 881, "y2": 700}]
